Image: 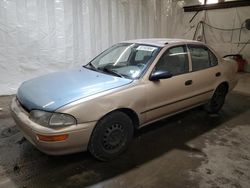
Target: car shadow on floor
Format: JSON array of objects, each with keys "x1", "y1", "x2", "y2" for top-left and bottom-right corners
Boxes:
[{"x1": 4, "y1": 91, "x2": 250, "y2": 188}]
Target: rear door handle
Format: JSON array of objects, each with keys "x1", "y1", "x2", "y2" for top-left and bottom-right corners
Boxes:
[
  {"x1": 185, "y1": 80, "x2": 193, "y2": 86},
  {"x1": 215, "y1": 72, "x2": 221, "y2": 77}
]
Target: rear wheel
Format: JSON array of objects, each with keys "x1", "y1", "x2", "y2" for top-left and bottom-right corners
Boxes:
[
  {"x1": 88, "y1": 111, "x2": 134, "y2": 161},
  {"x1": 205, "y1": 84, "x2": 228, "y2": 113}
]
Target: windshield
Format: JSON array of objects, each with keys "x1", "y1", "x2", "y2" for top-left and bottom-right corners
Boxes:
[{"x1": 86, "y1": 43, "x2": 161, "y2": 79}]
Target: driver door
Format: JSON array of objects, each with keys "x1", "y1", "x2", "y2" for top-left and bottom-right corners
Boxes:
[{"x1": 143, "y1": 45, "x2": 195, "y2": 123}]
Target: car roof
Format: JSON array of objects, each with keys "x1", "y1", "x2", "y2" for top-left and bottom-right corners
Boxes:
[{"x1": 123, "y1": 38, "x2": 202, "y2": 47}]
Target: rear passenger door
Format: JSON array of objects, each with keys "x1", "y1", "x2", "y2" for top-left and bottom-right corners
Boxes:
[{"x1": 187, "y1": 44, "x2": 220, "y2": 103}]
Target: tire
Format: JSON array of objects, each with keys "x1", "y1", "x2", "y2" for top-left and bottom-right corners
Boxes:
[
  {"x1": 205, "y1": 84, "x2": 228, "y2": 114},
  {"x1": 88, "y1": 111, "x2": 134, "y2": 161}
]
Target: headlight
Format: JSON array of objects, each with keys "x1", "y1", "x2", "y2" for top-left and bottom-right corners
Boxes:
[
  {"x1": 29, "y1": 110, "x2": 52, "y2": 127},
  {"x1": 49, "y1": 113, "x2": 76, "y2": 126},
  {"x1": 29, "y1": 110, "x2": 76, "y2": 128}
]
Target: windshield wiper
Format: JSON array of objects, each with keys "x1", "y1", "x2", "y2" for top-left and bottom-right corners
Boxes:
[
  {"x1": 84, "y1": 62, "x2": 97, "y2": 71},
  {"x1": 102, "y1": 67, "x2": 124, "y2": 78}
]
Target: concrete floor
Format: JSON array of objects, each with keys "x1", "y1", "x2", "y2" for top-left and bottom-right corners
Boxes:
[{"x1": 0, "y1": 73, "x2": 250, "y2": 188}]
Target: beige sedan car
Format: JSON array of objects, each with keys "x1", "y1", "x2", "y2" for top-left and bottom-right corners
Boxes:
[{"x1": 11, "y1": 38, "x2": 237, "y2": 160}]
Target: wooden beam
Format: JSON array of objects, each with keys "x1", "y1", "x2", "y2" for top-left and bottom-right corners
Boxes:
[{"x1": 184, "y1": 0, "x2": 250, "y2": 12}]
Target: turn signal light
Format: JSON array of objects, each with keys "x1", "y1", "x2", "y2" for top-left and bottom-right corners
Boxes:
[{"x1": 37, "y1": 134, "x2": 68, "y2": 142}]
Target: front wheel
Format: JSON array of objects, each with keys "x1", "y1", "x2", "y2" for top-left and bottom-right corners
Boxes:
[
  {"x1": 88, "y1": 111, "x2": 134, "y2": 161},
  {"x1": 205, "y1": 84, "x2": 228, "y2": 114}
]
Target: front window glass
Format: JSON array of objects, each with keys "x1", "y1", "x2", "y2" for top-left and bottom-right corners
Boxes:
[
  {"x1": 87, "y1": 43, "x2": 160, "y2": 79},
  {"x1": 154, "y1": 45, "x2": 189, "y2": 76}
]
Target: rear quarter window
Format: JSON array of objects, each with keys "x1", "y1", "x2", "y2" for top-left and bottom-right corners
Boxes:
[{"x1": 209, "y1": 50, "x2": 218, "y2": 66}]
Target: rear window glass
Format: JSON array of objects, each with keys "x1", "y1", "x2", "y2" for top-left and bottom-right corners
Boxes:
[{"x1": 188, "y1": 45, "x2": 217, "y2": 71}]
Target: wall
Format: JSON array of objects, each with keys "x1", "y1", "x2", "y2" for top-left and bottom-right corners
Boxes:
[{"x1": 169, "y1": 0, "x2": 250, "y2": 72}]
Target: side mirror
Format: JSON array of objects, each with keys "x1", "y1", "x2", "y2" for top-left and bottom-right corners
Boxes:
[{"x1": 149, "y1": 70, "x2": 172, "y2": 81}]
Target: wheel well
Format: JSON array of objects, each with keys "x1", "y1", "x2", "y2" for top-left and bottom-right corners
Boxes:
[
  {"x1": 219, "y1": 82, "x2": 229, "y2": 93},
  {"x1": 116, "y1": 108, "x2": 140, "y2": 130},
  {"x1": 95, "y1": 108, "x2": 140, "y2": 131}
]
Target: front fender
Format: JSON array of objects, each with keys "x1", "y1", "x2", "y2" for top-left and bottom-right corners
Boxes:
[{"x1": 56, "y1": 82, "x2": 147, "y2": 125}]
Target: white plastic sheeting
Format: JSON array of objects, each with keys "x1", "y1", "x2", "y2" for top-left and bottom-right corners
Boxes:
[
  {"x1": 0, "y1": 0, "x2": 173, "y2": 95},
  {"x1": 0, "y1": 0, "x2": 250, "y2": 95},
  {"x1": 172, "y1": 1, "x2": 250, "y2": 69}
]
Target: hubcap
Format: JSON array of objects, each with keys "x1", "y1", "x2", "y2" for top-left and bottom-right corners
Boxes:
[{"x1": 102, "y1": 123, "x2": 125, "y2": 151}]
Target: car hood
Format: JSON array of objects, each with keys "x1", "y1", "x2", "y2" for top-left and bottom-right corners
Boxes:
[{"x1": 17, "y1": 67, "x2": 132, "y2": 111}]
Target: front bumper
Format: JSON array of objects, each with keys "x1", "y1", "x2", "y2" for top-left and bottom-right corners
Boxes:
[{"x1": 10, "y1": 98, "x2": 96, "y2": 155}]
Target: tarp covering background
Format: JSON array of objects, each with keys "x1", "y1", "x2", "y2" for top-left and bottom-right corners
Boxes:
[{"x1": 0, "y1": 0, "x2": 250, "y2": 95}]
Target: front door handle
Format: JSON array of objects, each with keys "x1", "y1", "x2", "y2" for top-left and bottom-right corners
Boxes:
[
  {"x1": 215, "y1": 72, "x2": 221, "y2": 77},
  {"x1": 185, "y1": 80, "x2": 193, "y2": 86}
]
